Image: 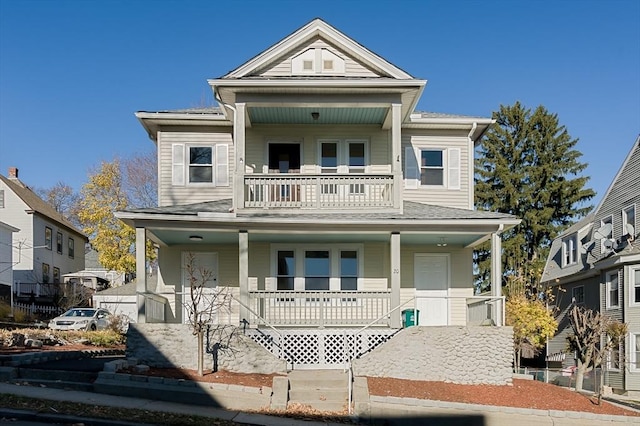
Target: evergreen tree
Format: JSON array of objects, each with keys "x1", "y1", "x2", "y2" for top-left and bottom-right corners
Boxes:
[{"x1": 475, "y1": 102, "x2": 595, "y2": 292}]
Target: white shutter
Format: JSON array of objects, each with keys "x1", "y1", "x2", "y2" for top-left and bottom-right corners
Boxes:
[
  {"x1": 216, "y1": 144, "x2": 229, "y2": 187},
  {"x1": 448, "y1": 148, "x2": 460, "y2": 190},
  {"x1": 404, "y1": 146, "x2": 419, "y2": 189},
  {"x1": 172, "y1": 144, "x2": 185, "y2": 186}
]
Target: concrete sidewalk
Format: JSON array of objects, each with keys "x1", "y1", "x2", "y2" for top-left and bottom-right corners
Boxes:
[{"x1": 0, "y1": 382, "x2": 346, "y2": 426}]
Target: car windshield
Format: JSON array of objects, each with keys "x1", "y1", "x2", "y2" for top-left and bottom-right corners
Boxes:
[{"x1": 62, "y1": 309, "x2": 96, "y2": 317}]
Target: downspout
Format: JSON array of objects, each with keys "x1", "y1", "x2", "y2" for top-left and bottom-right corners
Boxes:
[
  {"x1": 468, "y1": 122, "x2": 478, "y2": 210},
  {"x1": 213, "y1": 87, "x2": 239, "y2": 211}
]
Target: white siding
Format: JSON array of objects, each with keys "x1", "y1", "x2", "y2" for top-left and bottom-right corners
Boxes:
[
  {"x1": 257, "y1": 37, "x2": 379, "y2": 78},
  {"x1": 158, "y1": 131, "x2": 234, "y2": 207},
  {"x1": 0, "y1": 180, "x2": 34, "y2": 274},
  {"x1": 401, "y1": 132, "x2": 472, "y2": 210},
  {"x1": 0, "y1": 223, "x2": 16, "y2": 286}
]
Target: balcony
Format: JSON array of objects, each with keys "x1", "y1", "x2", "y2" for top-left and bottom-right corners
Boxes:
[{"x1": 244, "y1": 174, "x2": 395, "y2": 209}]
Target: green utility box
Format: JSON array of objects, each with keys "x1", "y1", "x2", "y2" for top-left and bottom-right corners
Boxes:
[{"x1": 402, "y1": 309, "x2": 419, "y2": 327}]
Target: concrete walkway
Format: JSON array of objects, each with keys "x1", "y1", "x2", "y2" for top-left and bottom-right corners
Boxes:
[{"x1": 0, "y1": 382, "x2": 345, "y2": 426}]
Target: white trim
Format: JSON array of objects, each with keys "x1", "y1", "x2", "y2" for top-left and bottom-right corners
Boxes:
[
  {"x1": 562, "y1": 233, "x2": 579, "y2": 267},
  {"x1": 622, "y1": 204, "x2": 636, "y2": 238},
  {"x1": 630, "y1": 266, "x2": 640, "y2": 307},
  {"x1": 605, "y1": 269, "x2": 620, "y2": 309},
  {"x1": 270, "y1": 243, "x2": 363, "y2": 292},
  {"x1": 630, "y1": 332, "x2": 640, "y2": 372}
]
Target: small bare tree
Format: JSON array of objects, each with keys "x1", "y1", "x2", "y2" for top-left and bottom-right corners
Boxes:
[
  {"x1": 567, "y1": 305, "x2": 627, "y2": 398},
  {"x1": 183, "y1": 252, "x2": 233, "y2": 376}
]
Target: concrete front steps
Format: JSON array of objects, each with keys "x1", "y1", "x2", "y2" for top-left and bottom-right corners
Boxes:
[{"x1": 287, "y1": 369, "x2": 349, "y2": 412}]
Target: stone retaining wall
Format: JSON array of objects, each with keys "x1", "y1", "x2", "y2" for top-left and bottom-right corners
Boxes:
[
  {"x1": 126, "y1": 324, "x2": 287, "y2": 374},
  {"x1": 352, "y1": 326, "x2": 513, "y2": 385}
]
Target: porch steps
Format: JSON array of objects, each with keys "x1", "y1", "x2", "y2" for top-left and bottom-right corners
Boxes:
[{"x1": 287, "y1": 369, "x2": 349, "y2": 412}]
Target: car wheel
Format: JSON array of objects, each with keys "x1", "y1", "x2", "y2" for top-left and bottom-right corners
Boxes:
[{"x1": 89, "y1": 324, "x2": 97, "y2": 331}]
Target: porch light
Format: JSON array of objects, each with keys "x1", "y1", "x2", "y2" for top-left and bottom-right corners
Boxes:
[
  {"x1": 311, "y1": 112, "x2": 320, "y2": 120},
  {"x1": 189, "y1": 235, "x2": 203, "y2": 241},
  {"x1": 437, "y1": 238, "x2": 447, "y2": 247}
]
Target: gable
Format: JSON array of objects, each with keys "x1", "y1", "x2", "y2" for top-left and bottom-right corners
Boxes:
[
  {"x1": 255, "y1": 36, "x2": 380, "y2": 78},
  {"x1": 224, "y1": 19, "x2": 413, "y2": 80}
]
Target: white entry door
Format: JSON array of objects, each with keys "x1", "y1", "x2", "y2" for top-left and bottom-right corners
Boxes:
[{"x1": 414, "y1": 254, "x2": 449, "y2": 326}]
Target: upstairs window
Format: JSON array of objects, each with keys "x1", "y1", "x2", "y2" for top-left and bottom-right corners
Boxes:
[
  {"x1": 42, "y1": 263, "x2": 50, "y2": 283},
  {"x1": 623, "y1": 205, "x2": 636, "y2": 237},
  {"x1": 562, "y1": 234, "x2": 578, "y2": 266},
  {"x1": 172, "y1": 144, "x2": 228, "y2": 187},
  {"x1": 606, "y1": 270, "x2": 619, "y2": 308},
  {"x1": 45, "y1": 227, "x2": 52, "y2": 250},
  {"x1": 405, "y1": 146, "x2": 460, "y2": 190},
  {"x1": 0, "y1": 189, "x2": 4, "y2": 208},
  {"x1": 305, "y1": 250, "x2": 330, "y2": 291},
  {"x1": 276, "y1": 250, "x2": 295, "y2": 291},
  {"x1": 68, "y1": 238, "x2": 75, "y2": 259},
  {"x1": 340, "y1": 251, "x2": 358, "y2": 291},
  {"x1": 56, "y1": 232, "x2": 63, "y2": 254}
]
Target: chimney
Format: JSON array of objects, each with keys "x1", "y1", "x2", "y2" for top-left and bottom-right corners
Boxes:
[{"x1": 8, "y1": 167, "x2": 18, "y2": 179}]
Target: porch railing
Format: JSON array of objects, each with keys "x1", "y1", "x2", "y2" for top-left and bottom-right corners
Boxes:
[
  {"x1": 244, "y1": 174, "x2": 394, "y2": 209},
  {"x1": 248, "y1": 290, "x2": 392, "y2": 327},
  {"x1": 143, "y1": 293, "x2": 167, "y2": 323},
  {"x1": 13, "y1": 282, "x2": 60, "y2": 298}
]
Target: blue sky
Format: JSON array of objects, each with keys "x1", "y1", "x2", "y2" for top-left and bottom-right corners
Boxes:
[{"x1": 0, "y1": 0, "x2": 638, "y2": 208}]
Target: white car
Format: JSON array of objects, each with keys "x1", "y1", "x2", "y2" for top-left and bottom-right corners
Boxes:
[{"x1": 48, "y1": 308, "x2": 112, "y2": 331}]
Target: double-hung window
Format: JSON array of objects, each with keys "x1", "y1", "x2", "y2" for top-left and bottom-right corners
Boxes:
[
  {"x1": 632, "y1": 333, "x2": 640, "y2": 371},
  {"x1": 53, "y1": 267, "x2": 60, "y2": 284},
  {"x1": 276, "y1": 251, "x2": 295, "y2": 291},
  {"x1": 562, "y1": 234, "x2": 578, "y2": 267},
  {"x1": 56, "y1": 232, "x2": 63, "y2": 254},
  {"x1": 42, "y1": 263, "x2": 50, "y2": 283},
  {"x1": 68, "y1": 238, "x2": 75, "y2": 259},
  {"x1": 171, "y1": 143, "x2": 229, "y2": 187},
  {"x1": 305, "y1": 251, "x2": 330, "y2": 291},
  {"x1": 632, "y1": 267, "x2": 640, "y2": 305},
  {"x1": 606, "y1": 270, "x2": 619, "y2": 308},
  {"x1": 405, "y1": 144, "x2": 460, "y2": 190},
  {"x1": 45, "y1": 227, "x2": 52, "y2": 250},
  {"x1": 623, "y1": 205, "x2": 636, "y2": 237}
]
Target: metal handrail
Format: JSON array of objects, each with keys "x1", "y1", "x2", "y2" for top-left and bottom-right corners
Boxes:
[{"x1": 230, "y1": 294, "x2": 283, "y2": 339}]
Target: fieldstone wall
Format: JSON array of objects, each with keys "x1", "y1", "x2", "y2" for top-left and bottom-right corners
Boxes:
[
  {"x1": 352, "y1": 326, "x2": 513, "y2": 385},
  {"x1": 126, "y1": 324, "x2": 287, "y2": 374}
]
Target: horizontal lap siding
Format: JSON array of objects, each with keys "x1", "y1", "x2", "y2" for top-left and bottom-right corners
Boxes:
[
  {"x1": 402, "y1": 132, "x2": 471, "y2": 210},
  {"x1": 158, "y1": 131, "x2": 234, "y2": 207},
  {"x1": 625, "y1": 264, "x2": 640, "y2": 391},
  {"x1": 257, "y1": 38, "x2": 379, "y2": 78}
]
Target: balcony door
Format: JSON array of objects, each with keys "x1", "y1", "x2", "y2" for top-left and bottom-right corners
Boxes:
[
  {"x1": 268, "y1": 143, "x2": 301, "y2": 201},
  {"x1": 414, "y1": 254, "x2": 449, "y2": 326}
]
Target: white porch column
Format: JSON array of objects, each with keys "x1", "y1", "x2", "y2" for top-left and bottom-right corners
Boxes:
[
  {"x1": 391, "y1": 103, "x2": 402, "y2": 213},
  {"x1": 239, "y1": 230, "x2": 249, "y2": 325},
  {"x1": 491, "y1": 230, "x2": 503, "y2": 326},
  {"x1": 390, "y1": 231, "x2": 401, "y2": 328},
  {"x1": 135, "y1": 227, "x2": 147, "y2": 323},
  {"x1": 234, "y1": 103, "x2": 246, "y2": 211}
]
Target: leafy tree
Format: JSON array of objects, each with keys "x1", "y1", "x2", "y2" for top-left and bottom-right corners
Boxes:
[
  {"x1": 506, "y1": 293, "x2": 557, "y2": 372},
  {"x1": 475, "y1": 102, "x2": 595, "y2": 292},
  {"x1": 567, "y1": 305, "x2": 627, "y2": 396},
  {"x1": 76, "y1": 159, "x2": 155, "y2": 274}
]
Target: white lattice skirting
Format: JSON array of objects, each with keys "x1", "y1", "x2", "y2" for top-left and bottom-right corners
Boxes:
[{"x1": 246, "y1": 328, "x2": 398, "y2": 369}]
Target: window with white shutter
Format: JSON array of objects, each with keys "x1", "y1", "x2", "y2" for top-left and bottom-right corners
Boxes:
[
  {"x1": 171, "y1": 143, "x2": 229, "y2": 187},
  {"x1": 406, "y1": 146, "x2": 461, "y2": 190}
]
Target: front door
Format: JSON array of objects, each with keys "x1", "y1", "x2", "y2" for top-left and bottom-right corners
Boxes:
[{"x1": 414, "y1": 254, "x2": 449, "y2": 326}]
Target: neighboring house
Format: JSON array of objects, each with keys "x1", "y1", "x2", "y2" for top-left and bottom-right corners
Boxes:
[
  {"x1": 0, "y1": 167, "x2": 87, "y2": 302},
  {"x1": 116, "y1": 19, "x2": 520, "y2": 369},
  {"x1": 0, "y1": 221, "x2": 20, "y2": 299},
  {"x1": 542, "y1": 135, "x2": 640, "y2": 394}
]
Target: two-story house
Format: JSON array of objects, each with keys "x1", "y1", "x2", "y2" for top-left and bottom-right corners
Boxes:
[
  {"x1": 542, "y1": 135, "x2": 639, "y2": 394},
  {"x1": 0, "y1": 221, "x2": 19, "y2": 300},
  {"x1": 0, "y1": 167, "x2": 87, "y2": 302},
  {"x1": 116, "y1": 19, "x2": 520, "y2": 370}
]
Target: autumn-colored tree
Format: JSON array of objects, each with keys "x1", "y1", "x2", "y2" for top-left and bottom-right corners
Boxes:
[
  {"x1": 567, "y1": 305, "x2": 627, "y2": 396},
  {"x1": 76, "y1": 159, "x2": 155, "y2": 274},
  {"x1": 506, "y1": 291, "x2": 557, "y2": 372}
]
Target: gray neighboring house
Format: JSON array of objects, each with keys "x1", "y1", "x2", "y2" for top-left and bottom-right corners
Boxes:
[
  {"x1": 542, "y1": 135, "x2": 640, "y2": 394},
  {"x1": 0, "y1": 167, "x2": 87, "y2": 300}
]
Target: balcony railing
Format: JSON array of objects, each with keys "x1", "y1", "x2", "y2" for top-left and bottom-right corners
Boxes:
[
  {"x1": 244, "y1": 174, "x2": 394, "y2": 209},
  {"x1": 248, "y1": 290, "x2": 392, "y2": 327}
]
